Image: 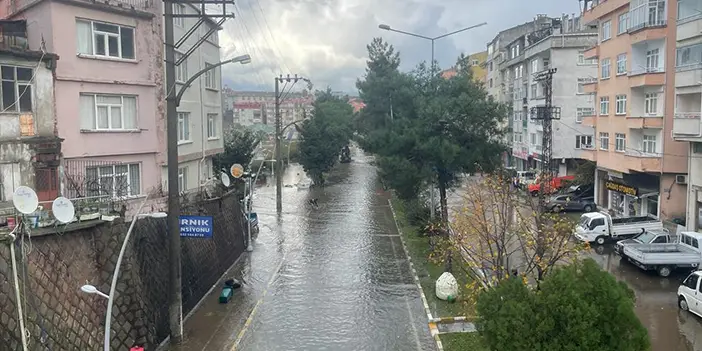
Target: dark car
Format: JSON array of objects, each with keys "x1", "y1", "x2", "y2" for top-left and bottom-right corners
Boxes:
[{"x1": 547, "y1": 194, "x2": 596, "y2": 213}]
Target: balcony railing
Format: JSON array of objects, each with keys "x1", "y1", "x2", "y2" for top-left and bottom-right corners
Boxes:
[{"x1": 673, "y1": 112, "x2": 702, "y2": 138}]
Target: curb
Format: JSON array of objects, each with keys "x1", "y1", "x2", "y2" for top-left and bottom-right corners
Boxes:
[
  {"x1": 388, "y1": 198, "x2": 444, "y2": 351},
  {"x1": 430, "y1": 316, "x2": 470, "y2": 323}
]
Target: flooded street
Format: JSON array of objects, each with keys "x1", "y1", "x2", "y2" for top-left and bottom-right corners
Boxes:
[
  {"x1": 172, "y1": 149, "x2": 434, "y2": 350},
  {"x1": 588, "y1": 245, "x2": 702, "y2": 351}
]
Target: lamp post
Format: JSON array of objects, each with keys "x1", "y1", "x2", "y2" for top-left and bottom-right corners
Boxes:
[
  {"x1": 378, "y1": 22, "x2": 486, "y2": 219},
  {"x1": 165, "y1": 53, "x2": 251, "y2": 342},
  {"x1": 79, "y1": 208, "x2": 167, "y2": 351}
]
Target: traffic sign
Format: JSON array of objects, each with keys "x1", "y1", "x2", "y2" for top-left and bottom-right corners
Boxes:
[
  {"x1": 230, "y1": 164, "x2": 244, "y2": 178},
  {"x1": 179, "y1": 215, "x2": 213, "y2": 238}
]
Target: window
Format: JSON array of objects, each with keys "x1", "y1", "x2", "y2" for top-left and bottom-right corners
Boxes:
[
  {"x1": 645, "y1": 93, "x2": 658, "y2": 115},
  {"x1": 0, "y1": 65, "x2": 33, "y2": 112},
  {"x1": 615, "y1": 133, "x2": 626, "y2": 152},
  {"x1": 679, "y1": 0, "x2": 702, "y2": 21},
  {"x1": 646, "y1": 48, "x2": 660, "y2": 71},
  {"x1": 615, "y1": 95, "x2": 627, "y2": 115},
  {"x1": 618, "y1": 13, "x2": 629, "y2": 34},
  {"x1": 601, "y1": 58, "x2": 611, "y2": 79},
  {"x1": 643, "y1": 134, "x2": 657, "y2": 154},
  {"x1": 577, "y1": 80, "x2": 585, "y2": 94},
  {"x1": 616, "y1": 54, "x2": 627, "y2": 75},
  {"x1": 601, "y1": 20, "x2": 612, "y2": 41},
  {"x1": 489, "y1": 62, "x2": 493, "y2": 71},
  {"x1": 694, "y1": 142, "x2": 702, "y2": 154},
  {"x1": 531, "y1": 83, "x2": 537, "y2": 98},
  {"x1": 575, "y1": 135, "x2": 593, "y2": 149},
  {"x1": 204, "y1": 63, "x2": 217, "y2": 89},
  {"x1": 207, "y1": 113, "x2": 218, "y2": 138},
  {"x1": 175, "y1": 52, "x2": 188, "y2": 82},
  {"x1": 578, "y1": 52, "x2": 597, "y2": 65},
  {"x1": 173, "y1": 4, "x2": 185, "y2": 27},
  {"x1": 530, "y1": 133, "x2": 536, "y2": 145},
  {"x1": 600, "y1": 132, "x2": 610, "y2": 150},
  {"x1": 576, "y1": 107, "x2": 595, "y2": 122},
  {"x1": 630, "y1": 0, "x2": 666, "y2": 29},
  {"x1": 79, "y1": 94, "x2": 137, "y2": 130},
  {"x1": 76, "y1": 19, "x2": 135, "y2": 60},
  {"x1": 178, "y1": 167, "x2": 188, "y2": 192},
  {"x1": 600, "y1": 96, "x2": 610, "y2": 115},
  {"x1": 86, "y1": 163, "x2": 140, "y2": 197},
  {"x1": 177, "y1": 112, "x2": 190, "y2": 142},
  {"x1": 488, "y1": 79, "x2": 493, "y2": 88},
  {"x1": 676, "y1": 43, "x2": 702, "y2": 68},
  {"x1": 683, "y1": 273, "x2": 699, "y2": 290},
  {"x1": 511, "y1": 46, "x2": 517, "y2": 58},
  {"x1": 531, "y1": 59, "x2": 538, "y2": 73},
  {"x1": 471, "y1": 59, "x2": 479, "y2": 66}
]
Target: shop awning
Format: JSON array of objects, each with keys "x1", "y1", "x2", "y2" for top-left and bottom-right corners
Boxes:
[{"x1": 636, "y1": 191, "x2": 659, "y2": 200}]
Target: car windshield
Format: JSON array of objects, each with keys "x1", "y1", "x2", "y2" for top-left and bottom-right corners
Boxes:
[
  {"x1": 579, "y1": 215, "x2": 590, "y2": 227},
  {"x1": 633, "y1": 231, "x2": 657, "y2": 243}
]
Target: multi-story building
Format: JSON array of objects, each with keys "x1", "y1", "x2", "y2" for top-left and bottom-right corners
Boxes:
[
  {"x1": 1, "y1": 0, "x2": 164, "y2": 200},
  {"x1": 497, "y1": 14, "x2": 598, "y2": 174},
  {"x1": 226, "y1": 91, "x2": 313, "y2": 133},
  {"x1": 672, "y1": 0, "x2": 702, "y2": 229},
  {"x1": 167, "y1": 3, "x2": 224, "y2": 192},
  {"x1": 582, "y1": 0, "x2": 688, "y2": 220},
  {"x1": 0, "y1": 20, "x2": 60, "y2": 218},
  {"x1": 440, "y1": 50, "x2": 488, "y2": 82}
]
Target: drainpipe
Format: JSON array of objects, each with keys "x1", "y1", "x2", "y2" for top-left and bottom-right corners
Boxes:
[{"x1": 198, "y1": 48, "x2": 206, "y2": 186}]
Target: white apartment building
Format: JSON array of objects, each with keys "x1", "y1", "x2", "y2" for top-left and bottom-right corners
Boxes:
[
  {"x1": 499, "y1": 15, "x2": 598, "y2": 175},
  {"x1": 672, "y1": 0, "x2": 702, "y2": 230},
  {"x1": 229, "y1": 91, "x2": 313, "y2": 133},
  {"x1": 166, "y1": 3, "x2": 224, "y2": 192}
]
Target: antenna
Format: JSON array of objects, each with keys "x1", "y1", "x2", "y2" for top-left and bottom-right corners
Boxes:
[
  {"x1": 52, "y1": 196, "x2": 76, "y2": 224},
  {"x1": 12, "y1": 186, "x2": 38, "y2": 214}
]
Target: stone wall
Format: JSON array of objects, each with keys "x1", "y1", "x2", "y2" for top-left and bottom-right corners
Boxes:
[{"x1": 0, "y1": 190, "x2": 246, "y2": 350}]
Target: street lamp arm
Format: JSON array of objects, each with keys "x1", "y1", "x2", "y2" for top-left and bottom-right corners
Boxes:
[
  {"x1": 175, "y1": 54, "x2": 251, "y2": 106},
  {"x1": 281, "y1": 119, "x2": 306, "y2": 134},
  {"x1": 433, "y1": 22, "x2": 487, "y2": 40},
  {"x1": 378, "y1": 24, "x2": 433, "y2": 41}
]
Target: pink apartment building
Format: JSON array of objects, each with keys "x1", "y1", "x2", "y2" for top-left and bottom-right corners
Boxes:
[
  {"x1": 582, "y1": 0, "x2": 688, "y2": 221},
  {"x1": 1, "y1": 0, "x2": 164, "y2": 200}
]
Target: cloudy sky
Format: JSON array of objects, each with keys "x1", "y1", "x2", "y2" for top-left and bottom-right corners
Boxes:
[{"x1": 220, "y1": 0, "x2": 583, "y2": 94}]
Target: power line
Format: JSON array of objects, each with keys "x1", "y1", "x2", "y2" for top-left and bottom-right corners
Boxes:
[
  {"x1": 228, "y1": 13, "x2": 269, "y2": 87},
  {"x1": 233, "y1": 2, "x2": 282, "y2": 78},
  {"x1": 242, "y1": 0, "x2": 288, "y2": 74},
  {"x1": 250, "y1": 0, "x2": 294, "y2": 72}
]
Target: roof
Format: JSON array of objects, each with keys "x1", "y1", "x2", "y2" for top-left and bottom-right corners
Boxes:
[{"x1": 0, "y1": 48, "x2": 59, "y2": 62}]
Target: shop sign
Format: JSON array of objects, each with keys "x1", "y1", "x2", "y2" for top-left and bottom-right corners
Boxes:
[{"x1": 605, "y1": 180, "x2": 638, "y2": 197}]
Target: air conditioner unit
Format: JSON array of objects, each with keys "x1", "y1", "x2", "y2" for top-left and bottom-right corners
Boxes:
[{"x1": 676, "y1": 175, "x2": 688, "y2": 185}]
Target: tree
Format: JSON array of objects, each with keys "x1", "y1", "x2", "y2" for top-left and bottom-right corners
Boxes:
[
  {"x1": 213, "y1": 127, "x2": 260, "y2": 173},
  {"x1": 449, "y1": 174, "x2": 584, "y2": 287},
  {"x1": 298, "y1": 89, "x2": 354, "y2": 185},
  {"x1": 476, "y1": 258, "x2": 650, "y2": 351}
]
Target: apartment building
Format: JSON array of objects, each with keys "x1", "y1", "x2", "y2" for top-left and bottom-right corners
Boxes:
[
  {"x1": 167, "y1": 3, "x2": 224, "y2": 192},
  {"x1": 496, "y1": 14, "x2": 598, "y2": 174},
  {"x1": 672, "y1": 0, "x2": 702, "y2": 229},
  {"x1": 441, "y1": 50, "x2": 488, "y2": 82},
  {"x1": 0, "y1": 20, "x2": 60, "y2": 217},
  {"x1": 485, "y1": 15, "x2": 556, "y2": 166},
  {"x1": 227, "y1": 90, "x2": 313, "y2": 133},
  {"x1": 582, "y1": 0, "x2": 688, "y2": 220},
  {"x1": 1, "y1": 0, "x2": 163, "y2": 200}
]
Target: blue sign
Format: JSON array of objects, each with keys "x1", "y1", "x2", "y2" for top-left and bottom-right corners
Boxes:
[{"x1": 179, "y1": 215, "x2": 213, "y2": 238}]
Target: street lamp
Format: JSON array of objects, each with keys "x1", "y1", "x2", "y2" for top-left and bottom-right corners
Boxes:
[
  {"x1": 175, "y1": 54, "x2": 251, "y2": 106},
  {"x1": 378, "y1": 22, "x2": 486, "y2": 219},
  {"x1": 79, "y1": 207, "x2": 166, "y2": 351}
]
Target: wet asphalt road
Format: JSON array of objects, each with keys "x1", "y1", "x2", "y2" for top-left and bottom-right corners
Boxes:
[{"x1": 172, "y1": 150, "x2": 434, "y2": 351}]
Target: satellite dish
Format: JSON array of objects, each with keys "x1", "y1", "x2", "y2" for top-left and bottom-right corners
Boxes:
[
  {"x1": 221, "y1": 172, "x2": 231, "y2": 187},
  {"x1": 12, "y1": 186, "x2": 38, "y2": 214},
  {"x1": 52, "y1": 197, "x2": 75, "y2": 224},
  {"x1": 230, "y1": 164, "x2": 244, "y2": 179}
]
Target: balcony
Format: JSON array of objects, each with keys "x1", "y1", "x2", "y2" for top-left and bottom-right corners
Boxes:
[
  {"x1": 581, "y1": 115, "x2": 597, "y2": 128},
  {"x1": 628, "y1": 69, "x2": 665, "y2": 87},
  {"x1": 583, "y1": 46, "x2": 599, "y2": 60},
  {"x1": 673, "y1": 112, "x2": 702, "y2": 141},
  {"x1": 5, "y1": 0, "x2": 152, "y2": 16},
  {"x1": 677, "y1": 15, "x2": 702, "y2": 41},
  {"x1": 623, "y1": 151, "x2": 662, "y2": 172},
  {"x1": 583, "y1": 82, "x2": 598, "y2": 94},
  {"x1": 628, "y1": 25, "x2": 667, "y2": 44},
  {"x1": 579, "y1": 148, "x2": 597, "y2": 162},
  {"x1": 626, "y1": 116, "x2": 664, "y2": 129},
  {"x1": 676, "y1": 64, "x2": 702, "y2": 88},
  {"x1": 583, "y1": 0, "x2": 630, "y2": 25}
]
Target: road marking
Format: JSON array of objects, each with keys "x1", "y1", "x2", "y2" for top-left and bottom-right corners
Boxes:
[{"x1": 229, "y1": 257, "x2": 286, "y2": 351}]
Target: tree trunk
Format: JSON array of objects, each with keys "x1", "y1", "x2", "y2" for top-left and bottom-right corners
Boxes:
[{"x1": 438, "y1": 177, "x2": 449, "y2": 222}]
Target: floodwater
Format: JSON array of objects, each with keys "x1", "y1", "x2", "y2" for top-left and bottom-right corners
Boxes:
[
  {"x1": 588, "y1": 245, "x2": 702, "y2": 351},
  {"x1": 171, "y1": 149, "x2": 434, "y2": 351}
]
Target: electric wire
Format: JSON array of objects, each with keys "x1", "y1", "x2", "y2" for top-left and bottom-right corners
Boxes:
[
  {"x1": 250, "y1": 0, "x2": 294, "y2": 73},
  {"x1": 233, "y1": 2, "x2": 282, "y2": 78},
  {"x1": 242, "y1": 0, "x2": 289, "y2": 74}
]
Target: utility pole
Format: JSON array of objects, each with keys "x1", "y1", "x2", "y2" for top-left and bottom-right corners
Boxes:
[
  {"x1": 530, "y1": 68, "x2": 559, "y2": 212},
  {"x1": 163, "y1": 0, "x2": 236, "y2": 344},
  {"x1": 275, "y1": 74, "x2": 311, "y2": 214}
]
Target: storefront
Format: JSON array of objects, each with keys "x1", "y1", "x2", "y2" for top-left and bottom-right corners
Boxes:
[{"x1": 596, "y1": 169, "x2": 660, "y2": 218}]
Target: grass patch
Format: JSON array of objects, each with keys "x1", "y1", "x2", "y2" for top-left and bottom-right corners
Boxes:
[
  {"x1": 440, "y1": 332, "x2": 487, "y2": 351},
  {"x1": 390, "y1": 197, "x2": 475, "y2": 319}
]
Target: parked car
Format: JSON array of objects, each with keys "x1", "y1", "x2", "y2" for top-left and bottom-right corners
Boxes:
[
  {"x1": 561, "y1": 183, "x2": 594, "y2": 198},
  {"x1": 614, "y1": 228, "x2": 675, "y2": 257},
  {"x1": 528, "y1": 175, "x2": 575, "y2": 196},
  {"x1": 516, "y1": 171, "x2": 537, "y2": 188},
  {"x1": 678, "y1": 270, "x2": 702, "y2": 317},
  {"x1": 573, "y1": 211, "x2": 663, "y2": 245},
  {"x1": 546, "y1": 194, "x2": 596, "y2": 213},
  {"x1": 624, "y1": 231, "x2": 702, "y2": 277}
]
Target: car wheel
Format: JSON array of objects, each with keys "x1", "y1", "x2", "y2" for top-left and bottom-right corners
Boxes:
[
  {"x1": 679, "y1": 296, "x2": 690, "y2": 311},
  {"x1": 595, "y1": 236, "x2": 606, "y2": 245},
  {"x1": 583, "y1": 205, "x2": 593, "y2": 212},
  {"x1": 551, "y1": 205, "x2": 562, "y2": 213},
  {"x1": 658, "y1": 266, "x2": 672, "y2": 277},
  {"x1": 531, "y1": 191, "x2": 539, "y2": 197}
]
